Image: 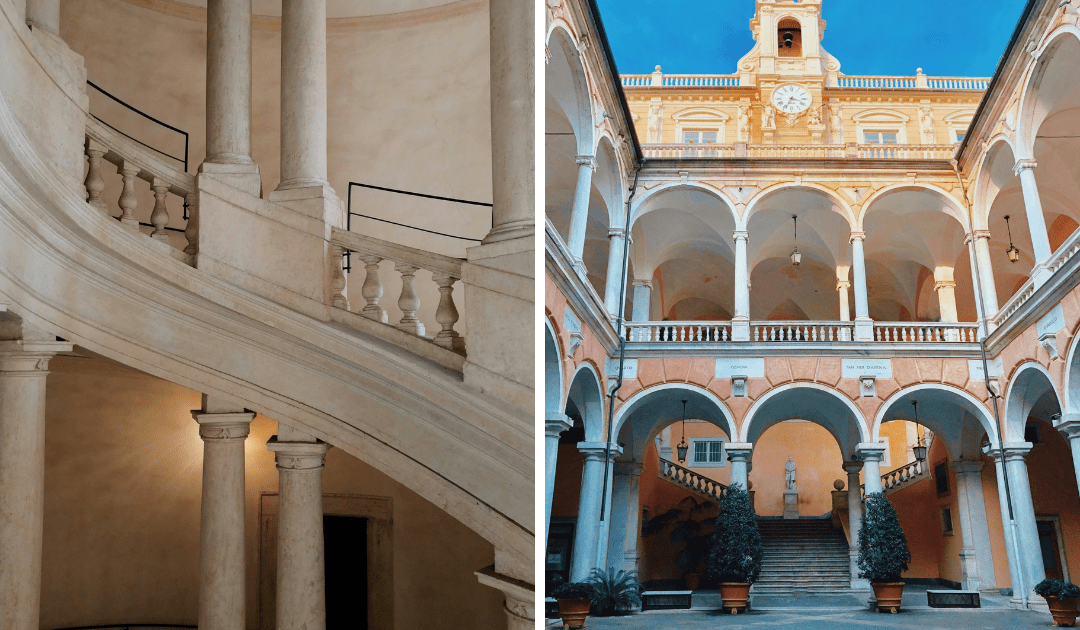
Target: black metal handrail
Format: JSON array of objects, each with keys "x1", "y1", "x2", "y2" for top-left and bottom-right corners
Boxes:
[
  {"x1": 50, "y1": 624, "x2": 196, "y2": 630},
  {"x1": 87, "y1": 80, "x2": 189, "y2": 172}
]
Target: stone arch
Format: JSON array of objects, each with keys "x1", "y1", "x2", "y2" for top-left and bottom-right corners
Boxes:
[
  {"x1": 628, "y1": 181, "x2": 739, "y2": 231},
  {"x1": 593, "y1": 134, "x2": 625, "y2": 229},
  {"x1": 971, "y1": 134, "x2": 1019, "y2": 230},
  {"x1": 1016, "y1": 26, "x2": 1080, "y2": 159},
  {"x1": 565, "y1": 361, "x2": 606, "y2": 443},
  {"x1": 873, "y1": 383, "x2": 998, "y2": 459},
  {"x1": 740, "y1": 383, "x2": 868, "y2": 456},
  {"x1": 545, "y1": 318, "x2": 564, "y2": 416},
  {"x1": 858, "y1": 183, "x2": 968, "y2": 231},
  {"x1": 612, "y1": 383, "x2": 737, "y2": 462},
  {"x1": 1064, "y1": 322, "x2": 1080, "y2": 415},
  {"x1": 546, "y1": 22, "x2": 595, "y2": 157},
  {"x1": 741, "y1": 182, "x2": 856, "y2": 231},
  {"x1": 1003, "y1": 361, "x2": 1063, "y2": 442}
]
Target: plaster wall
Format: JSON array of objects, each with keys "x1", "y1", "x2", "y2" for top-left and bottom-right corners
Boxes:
[
  {"x1": 40, "y1": 355, "x2": 503, "y2": 629},
  {"x1": 60, "y1": 0, "x2": 492, "y2": 335}
]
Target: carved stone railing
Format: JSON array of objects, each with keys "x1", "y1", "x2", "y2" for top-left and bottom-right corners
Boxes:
[
  {"x1": 658, "y1": 457, "x2": 727, "y2": 504},
  {"x1": 752, "y1": 321, "x2": 852, "y2": 342},
  {"x1": 880, "y1": 459, "x2": 928, "y2": 491},
  {"x1": 873, "y1": 322, "x2": 979, "y2": 342},
  {"x1": 83, "y1": 115, "x2": 195, "y2": 261},
  {"x1": 624, "y1": 320, "x2": 731, "y2": 342},
  {"x1": 621, "y1": 74, "x2": 740, "y2": 88},
  {"x1": 991, "y1": 228, "x2": 1080, "y2": 328},
  {"x1": 837, "y1": 75, "x2": 989, "y2": 90},
  {"x1": 329, "y1": 227, "x2": 465, "y2": 356},
  {"x1": 641, "y1": 143, "x2": 956, "y2": 160}
]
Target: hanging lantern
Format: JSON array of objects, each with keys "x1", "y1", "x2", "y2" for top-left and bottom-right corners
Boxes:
[
  {"x1": 911, "y1": 400, "x2": 928, "y2": 462},
  {"x1": 790, "y1": 215, "x2": 802, "y2": 267},
  {"x1": 676, "y1": 399, "x2": 689, "y2": 463},
  {"x1": 1004, "y1": 215, "x2": 1020, "y2": 263}
]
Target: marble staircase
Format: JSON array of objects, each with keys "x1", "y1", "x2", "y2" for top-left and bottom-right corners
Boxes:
[{"x1": 754, "y1": 518, "x2": 852, "y2": 593}]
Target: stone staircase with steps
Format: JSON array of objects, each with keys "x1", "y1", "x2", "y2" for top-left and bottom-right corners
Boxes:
[{"x1": 754, "y1": 518, "x2": 852, "y2": 593}]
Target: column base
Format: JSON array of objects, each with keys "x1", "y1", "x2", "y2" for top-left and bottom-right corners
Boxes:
[
  {"x1": 731, "y1": 319, "x2": 750, "y2": 341},
  {"x1": 199, "y1": 161, "x2": 262, "y2": 198},
  {"x1": 267, "y1": 184, "x2": 344, "y2": 226},
  {"x1": 481, "y1": 218, "x2": 534, "y2": 245},
  {"x1": 854, "y1": 318, "x2": 874, "y2": 341},
  {"x1": 475, "y1": 565, "x2": 534, "y2": 630}
]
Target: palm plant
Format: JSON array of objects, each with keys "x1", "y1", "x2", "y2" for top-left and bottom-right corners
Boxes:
[{"x1": 584, "y1": 568, "x2": 642, "y2": 616}]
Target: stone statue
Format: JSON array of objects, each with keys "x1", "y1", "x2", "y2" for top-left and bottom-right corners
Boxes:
[
  {"x1": 647, "y1": 103, "x2": 663, "y2": 143},
  {"x1": 763, "y1": 104, "x2": 776, "y2": 129},
  {"x1": 738, "y1": 106, "x2": 750, "y2": 142},
  {"x1": 785, "y1": 456, "x2": 796, "y2": 491},
  {"x1": 921, "y1": 107, "x2": 935, "y2": 144},
  {"x1": 830, "y1": 105, "x2": 843, "y2": 143},
  {"x1": 807, "y1": 106, "x2": 822, "y2": 126}
]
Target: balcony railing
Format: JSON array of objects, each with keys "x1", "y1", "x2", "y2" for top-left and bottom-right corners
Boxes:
[
  {"x1": 658, "y1": 457, "x2": 727, "y2": 503},
  {"x1": 624, "y1": 320, "x2": 979, "y2": 344},
  {"x1": 621, "y1": 73, "x2": 740, "y2": 87},
  {"x1": 990, "y1": 227, "x2": 1080, "y2": 328},
  {"x1": 621, "y1": 73, "x2": 988, "y2": 91},
  {"x1": 642, "y1": 143, "x2": 956, "y2": 160}
]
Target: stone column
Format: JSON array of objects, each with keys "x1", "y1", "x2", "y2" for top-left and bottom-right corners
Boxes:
[
  {"x1": 482, "y1": 0, "x2": 534, "y2": 244},
  {"x1": 843, "y1": 462, "x2": 869, "y2": 588},
  {"x1": 201, "y1": 0, "x2": 261, "y2": 196},
  {"x1": 951, "y1": 460, "x2": 996, "y2": 592},
  {"x1": 990, "y1": 442, "x2": 1045, "y2": 604},
  {"x1": 850, "y1": 231, "x2": 873, "y2": 341},
  {"x1": 732, "y1": 231, "x2": 750, "y2": 341},
  {"x1": 619, "y1": 463, "x2": 644, "y2": 573},
  {"x1": 1014, "y1": 159, "x2": 1053, "y2": 287},
  {"x1": 856, "y1": 443, "x2": 885, "y2": 494},
  {"x1": 971, "y1": 230, "x2": 999, "y2": 323},
  {"x1": 25, "y1": 0, "x2": 59, "y2": 35},
  {"x1": 566, "y1": 156, "x2": 596, "y2": 272},
  {"x1": 544, "y1": 412, "x2": 572, "y2": 546},
  {"x1": 595, "y1": 448, "x2": 619, "y2": 572},
  {"x1": 194, "y1": 397, "x2": 254, "y2": 630},
  {"x1": 727, "y1": 442, "x2": 753, "y2": 490},
  {"x1": 0, "y1": 320, "x2": 71, "y2": 630},
  {"x1": 266, "y1": 425, "x2": 332, "y2": 630},
  {"x1": 934, "y1": 267, "x2": 958, "y2": 323},
  {"x1": 275, "y1": 0, "x2": 329, "y2": 192},
  {"x1": 603, "y1": 228, "x2": 628, "y2": 315},
  {"x1": 631, "y1": 279, "x2": 652, "y2": 322},
  {"x1": 570, "y1": 442, "x2": 621, "y2": 581},
  {"x1": 475, "y1": 566, "x2": 534, "y2": 630},
  {"x1": 836, "y1": 278, "x2": 851, "y2": 322},
  {"x1": 605, "y1": 462, "x2": 639, "y2": 571},
  {"x1": 1055, "y1": 415, "x2": 1080, "y2": 497}
]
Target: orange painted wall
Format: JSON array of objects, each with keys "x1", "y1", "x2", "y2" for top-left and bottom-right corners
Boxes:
[
  {"x1": 747, "y1": 423, "x2": 845, "y2": 517},
  {"x1": 551, "y1": 445, "x2": 585, "y2": 519},
  {"x1": 1027, "y1": 419, "x2": 1080, "y2": 582}
]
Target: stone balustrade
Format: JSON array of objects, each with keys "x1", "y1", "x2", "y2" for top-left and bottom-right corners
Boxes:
[
  {"x1": 84, "y1": 115, "x2": 196, "y2": 259},
  {"x1": 623, "y1": 320, "x2": 979, "y2": 344},
  {"x1": 873, "y1": 322, "x2": 979, "y2": 342},
  {"x1": 641, "y1": 143, "x2": 956, "y2": 160},
  {"x1": 620, "y1": 74, "x2": 740, "y2": 87},
  {"x1": 881, "y1": 459, "x2": 927, "y2": 490},
  {"x1": 991, "y1": 227, "x2": 1080, "y2": 328},
  {"x1": 753, "y1": 321, "x2": 852, "y2": 342},
  {"x1": 658, "y1": 457, "x2": 727, "y2": 503},
  {"x1": 329, "y1": 227, "x2": 465, "y2": 356},
  {"x1": 622, "y1": 73, "x2": 988, "y2": 90},
  {"x1": 624, "y1": 321, "x2": 731, "y2": 342}
]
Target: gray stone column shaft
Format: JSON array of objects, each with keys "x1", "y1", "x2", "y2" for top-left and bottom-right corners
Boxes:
[
  {"x1": 850, "y1": 233, "x2": 873, "y2": 340},
  {"x1": 205, "y1": 0, "x2": 254, "y2": 165},
  {"x1": 278, "y1": 0, "x2": 328, "y2": 190},
  {"x1": 570, "y1": 442, "x2": 620, "y2": 581},
  {"x1": 195, "y1": 405, "x2": 254, "y2": 630},
  {"x1": 1056, "y1": 418, "x2": 1080, "y2": 495},
  {"x1": 727, "y1": 443, "x2": 753, "y2": 490},
  {"x1": 1015, "y1": 162, "x2": 1052, "y2": 273},
  {"x1": 595, "y1": 454, "x2": 618, "y2": 571},
  {"x1": 267, "y1": 434, "x2": 332, "y2": 630},
  {"x1": 26, "y1": 0, "x2": 59, "y2": 35},
  {"x1": 631, "y1": 280, "x2": 651, "y2": 322},
  {"x1": 603, "y1": 229, "x2": 627, "y2": 315},
  {"x1": 620, "y1": 465, "x2": 643, "y2": 572},
  {"x1": 483, "y1": 0, "x2": 534, "y2": 243},
  {"x1": 1002, "y1": 449, "x2": 1044, "y2": 597},
  {"x1": 0, "y1": 337, "x2": 70, "y2": 630},
  {"x1": 972, "y1": 233, "x2": 999, "y2": 316},
  {"x1": 856, "y1": 443, "x2": 885, "y2": 494},
  {"x1": 844, "y1": 463, "x2": 867, "y2": 588},
  {"x1": 544, "y1": 413, "x2": 572, "y2": 547},
  {"x1": 566, "y1": 158, "x2": 594, "y2": 262},
  {"x1": 952, "y1": 460, "x2": 996, "y2": 592}
]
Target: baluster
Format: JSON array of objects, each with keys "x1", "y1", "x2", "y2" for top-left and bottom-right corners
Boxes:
[
  {"x1": 329, "y1": 244, "x2": 348, "y2": 310},
  {"x1": 84, "y1": 137, "x2": 108, "y2": 213},
  {"x1": 150, "y1": 178, "x2": 170, "y2": 242},
  {"x1": 184, "y1": 192, "x2": 198, "y2": 255},
  {"x1": 395, "y1": 263, "x2": 425, "y2": 335},
  {"x1": 118, "y1": 161, "x2": 140, "y2": 228},
  {"x1": 694, "y1": 326, "x2": 701, "y2": 342},
  {"x1": 432, "y1": 273, "x2": 465, "y2": 354},
  {"x1": 359, "y1": 255, "x2": 388, "y2": 323}
]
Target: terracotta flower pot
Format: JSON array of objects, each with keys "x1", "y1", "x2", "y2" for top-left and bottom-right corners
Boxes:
[
  {"x1": 557, "y1": 598, "x2": 591, "y2": 629},
  {"x1": 718, "y1": 582, "x2": 752, "y2": 614},
  {"x1": 685, "y1": 572, "x2": 702, "y2": 590},
  {"x1": 1046, "y1": 595, "x2": 1080, "y2": 627},
  {"x1": 871, "y1": 581, "x2": 904, "y2": 613}
]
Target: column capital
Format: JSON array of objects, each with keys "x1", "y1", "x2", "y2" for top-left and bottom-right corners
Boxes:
[
  {"x1": 607, "y1": 227, "x2": 627, "y2": 239},
  {"x1": 266, "y1": 437, "x2": 331, "y2": 470},
  {"x1": 1055, "y1": 415, "x2": 1080, "y2": 439},
  {"x1": 848, "y1": 230, "x2": 867, "y2": 243},
  {"x1": 854, "y1": 442, "x2": 886, "y2": 462},
  {"x1": 836, "y1": 279, "x2": 851, "y2": 291},
  {"x1": 575, "y1": 155, "x2": 597, "y2": 170},
  {"x1": 193, "y1": 411, "x2": 254, "y2": 441},
  {"x1": 1013, "y1": 158, "x2": 1037, "y2": 176},
  {"x1": 842, "y1": 460, "x2": 863, "y2": 474},
  {"x1": 934, "y1": 280, "x2": 957, "y2": 292},
  {"x1": 985, "y1": 441, "x2": 1033, "y2": 462},
  {"x1": 733, "y1": 230, "x2": 749, "y2": 242},
  {"x1": 475, "y1": 565, "x2": 534, "y2": 629},
  {"x1": 545, "y1": 412, "x2": 573, "y2": 438},
  {"x1": 972, "y1": 229, "x2": 992, "y2": 241},
  {"x1": 578, "y1": 441, "x2": 622, "y2": 461},
  {"x1": 950, "y1": 459, "x2": 985, "y2": 475},
  {"x1": 726, "y1": 442, "x2": 754, "y2": 462},
  {"x1": 632, "y1": 279, "x2": 653, "y2": 289},
  {"x1": 0, "y1": 340, "x2": 74, "y2": 372}
]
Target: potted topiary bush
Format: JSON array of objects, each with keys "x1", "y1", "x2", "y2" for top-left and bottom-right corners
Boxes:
[
  {"x1": 551, "y1": 582, "x2": 594, "y2": 629},
  {"x1": 1034, "y1": 578, "x2": 1080, "y2": 627},
  {"x1": 857, "y1": 492, "x2": 911, "y2": 613},
  {"x1": 585, "y1": 568, "x2": 642, "y2": 615},
  {"x1": 707, "y1": 484, "x2": 762, "y2": 614}
]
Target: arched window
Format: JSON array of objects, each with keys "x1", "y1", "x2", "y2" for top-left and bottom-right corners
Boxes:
[{"x1": 777, "y1": 18, "x2": 803, "y2": 57}]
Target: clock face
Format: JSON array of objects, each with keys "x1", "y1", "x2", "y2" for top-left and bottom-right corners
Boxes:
[{"x1": 772, "y1": 85, "x2": 811, "y2": 114}]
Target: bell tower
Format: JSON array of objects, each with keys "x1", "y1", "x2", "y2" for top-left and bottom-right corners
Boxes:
[{"x1": 738, "y1": 0, "x2": 840, "y2": 86}]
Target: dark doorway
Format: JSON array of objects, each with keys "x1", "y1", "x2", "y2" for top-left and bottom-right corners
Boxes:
[
  {"x1": 1037, "y1": 517, "x2": 1064, "y2": 582},
  {"x1": 324, "y1": 515, "x2": 368, "y2": 630}
]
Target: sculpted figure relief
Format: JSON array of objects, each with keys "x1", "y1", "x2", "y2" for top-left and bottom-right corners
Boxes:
[
  {"x1": 738, "y1": 105, "x2": 750, "y2": 141},
  {"x1": 763, "y1": 104, "x2": 776, "y2": 129},
  {"x1": 647, "y1": 103, "x2": 662, "y2": 143}
]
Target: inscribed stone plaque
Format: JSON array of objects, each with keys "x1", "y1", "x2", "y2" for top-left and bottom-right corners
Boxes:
[
  {"x1": 1037, "y1": 304, "x2": 1065, "y2": 338},
  {"x1": 841, "y1": 358, "x2": 892, "y2": 379},
  {"x1": 967, "y1": 358, "x2": 1004, "y2": 380},
  {"x1": 605, "y1": 357, "x2": 637, "y2": 379},
  {"x1": 715, "y1": 358, "x2": 765, "y2": 378}
]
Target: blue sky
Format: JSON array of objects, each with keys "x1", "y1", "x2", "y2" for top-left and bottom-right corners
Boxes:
[{"x1": 594, "y1": 0, "x2": 1023, "y2": 77}]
